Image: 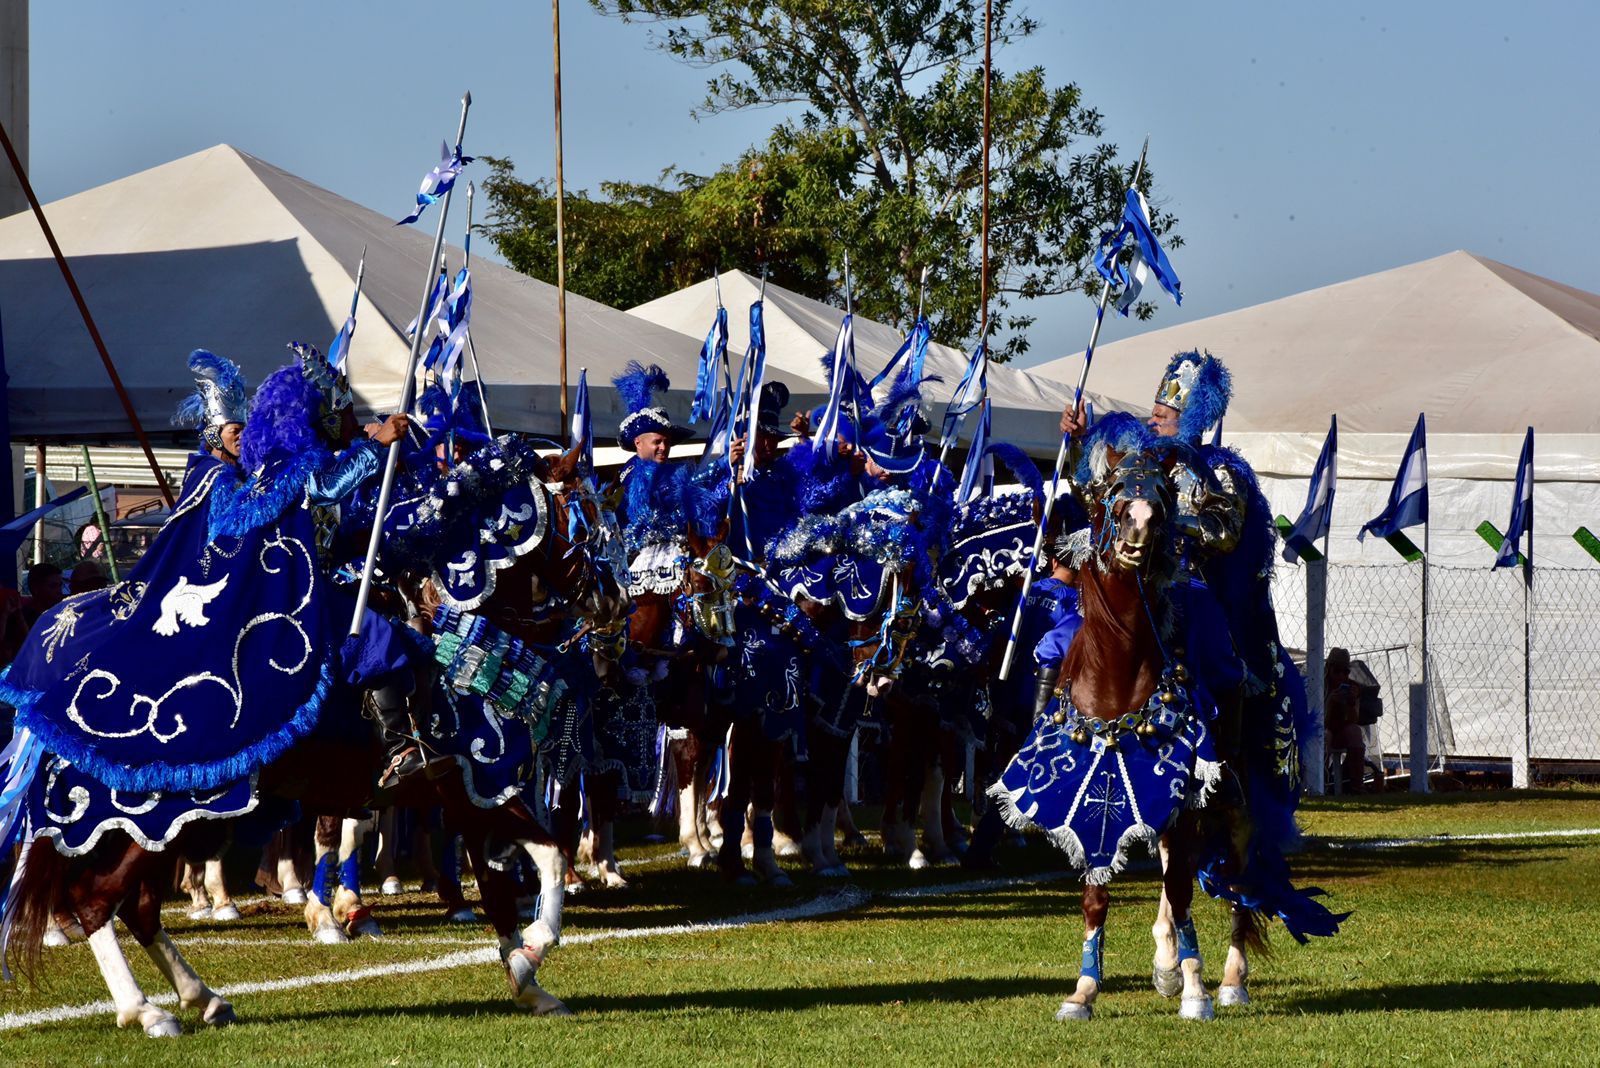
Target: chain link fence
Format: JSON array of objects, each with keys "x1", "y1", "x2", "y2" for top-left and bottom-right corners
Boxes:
[{"x1": 1271, "y1": 561, "x2": 1600, "y2": 780}]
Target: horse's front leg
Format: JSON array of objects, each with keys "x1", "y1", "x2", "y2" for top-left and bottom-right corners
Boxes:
[
  {"x1": 330, "y1": 814, "x2": 383, "y2": 938},
  {"x1": 128, "y1": 850, "x2": 237, "y2": 1030},
  {"x1": 1218, "y1": 906, "x2": 1252, "y2": 1006},
  {"x1": 1164, "y1": 817, "x2": 1215, "y2": 1021},
  {"x1": 1151, "y1": 837, "x2": 1182, "y2": 996},
  {"x1": 1055, "y1": 883, "x2": 1109, "y2": 1021}
]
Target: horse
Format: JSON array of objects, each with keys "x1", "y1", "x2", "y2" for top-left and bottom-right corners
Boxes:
[{"x1": 1, "y1": 443, "x2": 626, "y2": 1032}]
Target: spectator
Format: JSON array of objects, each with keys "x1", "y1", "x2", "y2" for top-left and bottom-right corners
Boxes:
[
  {"x1": 22, "y1": 562, "x2": 65, "y2": 627},
  {"x1": 1323, "y1": 647, "x2": 1367, "y2": 793},
  {"x1": 70, "y1": 561, "x2": 108, "y2": 595}
]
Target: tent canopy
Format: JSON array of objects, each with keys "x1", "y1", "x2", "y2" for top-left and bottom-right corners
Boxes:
[
  {"x1": 0, "y1": 145, "x2": 748, "y2": 444},
  {"x1": 1029, "y1": 251, "x2": 1600, "y2": 480},
  {"x1": 630, "y1": 270, "x2": 1133, "y2": 456}
]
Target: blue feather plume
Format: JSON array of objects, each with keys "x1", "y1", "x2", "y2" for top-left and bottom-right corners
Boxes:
[{"x1": 613, "y1": 361, "x2": 670, "y2": 415}]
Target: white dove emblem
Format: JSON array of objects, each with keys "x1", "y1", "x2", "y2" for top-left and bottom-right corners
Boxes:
[{"x1": 152, "y1": 575, "x2": 230, "y2": 636}]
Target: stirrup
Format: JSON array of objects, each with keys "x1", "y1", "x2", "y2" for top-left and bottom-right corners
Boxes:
[{"x1": 378, "y1": 745, "x2": 425, "y2": 789}]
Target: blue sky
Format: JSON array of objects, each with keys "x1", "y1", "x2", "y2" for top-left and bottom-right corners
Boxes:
[{"x1": 27, "y1": 1, "x2": 1600, "y2": 367}]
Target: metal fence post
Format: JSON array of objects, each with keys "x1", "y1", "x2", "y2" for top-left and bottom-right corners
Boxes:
[
  {"x1": 1409, "y1": 551, "x2": 1431, "y2": 794},
  {"x1": 1304, "y1": 557, "x2": 1327, "y2": 796}
]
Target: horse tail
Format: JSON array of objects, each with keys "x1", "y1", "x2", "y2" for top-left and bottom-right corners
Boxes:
[
  {"x1": 4, "y1": 838, "x2": 68, "y2": 986},
  {"x1": 1234, "y1": 900, "x2": 1273, "y2": 958}
]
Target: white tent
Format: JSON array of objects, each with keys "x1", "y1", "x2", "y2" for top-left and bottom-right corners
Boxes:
[
  {"x1": 630, "y1": 270, "x2": 1133, "y2": 456},
  {"x1": 1031, "y1": 251, "x2": 1600, "y2": 765},
  {"x1": 0, "y1": 145, "x2": 763, "y2": 446}
]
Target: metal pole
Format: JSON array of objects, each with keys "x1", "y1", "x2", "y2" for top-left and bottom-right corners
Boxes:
[
  {"x1": 916, "y1": 265, "x2": 929, "y2": 322},
  {"x1": 1410, "y1": 517, "x2": 1431, "y2": 793},
  {"x1": 1304, "y1": 548, "x2": 1327, "y2": 796},
  {"x1": 78, "y1": 445, "x2": 119, "y2": 583},
  {"x1": 461, "y1": 183, "x2": 495, "y2": 437},
  {"x1": 552, "y1": 0, "x2": 570, "y2": 426},
  {"x1": 998, "y1": 141, "x2": 1149, "y2": 681},
  {"x1": 1520, "y1": 435, "x2": 1535, "y2": 788},
  {"x1": 979, "y1": 0, "x2": 992, "y2": 339},
  {"x1": 350, "y1": 92, "x2": 472, "y2": 636},
  {"x1": 31, "y1": 442, "x2": 43, "y2": 565},
  {"x1": 0, "y1": 118, "x2": 174, "y2": 507}
]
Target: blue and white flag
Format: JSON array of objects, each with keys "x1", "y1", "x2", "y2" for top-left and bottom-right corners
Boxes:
[
  {"x1": 738, "y1": 300, "x2": 768, "y2": 483},
  {"x1": 1209, "y1": 417, "x2": 1224, "y2": 448},
  {"x1": 437, "y1": 266, "x2": 473, "y2": 381},
  {"x1": 1095, "y1": 188, "x2": 1182, "y2": 316},
  {"x1": 327, "y1": 314, "x2": 356, "y2": 372},
  {"x1": 814, "y1": 313, "x2": 858, "y2": 458},
  {"x1": 1494, "y1": 427, "x2": 1534, "y2": 571},
  {"x1": 939, "y1": 339, "x2": 987, "y2": 453},
  {"x1": 1282, "y1": 415, "x2": 1337, "y2": 563},
  {"x1": 570, "y1": 368, "x2": 593, "y2": 475},
  {"x1": 957, "y1": 398, "x2": 995, "y2": 503},
  {"x1": 406, "y1": 267, "x2": 449, "y2": 339},
  {"x1": 691, "y1": 305, "x2": 729, "y2": 425},
  {"x1": 398, "y1": 141, "x2": 473, "y2": 226},
  {"x1": 1359, "y1": 414, "x2": 1427, "y2": 542}
]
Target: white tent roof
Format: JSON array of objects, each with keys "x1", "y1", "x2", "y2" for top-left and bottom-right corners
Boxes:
[
  {"x1": 1029, "y1": 251, "x2": 1600, "y2": 480},
  {"x1": 0, "y1": 145, "x2": 746, "y2": 443},
  {"x1": 630, "y1": 270, "x2": 1133, "y2": 455}
]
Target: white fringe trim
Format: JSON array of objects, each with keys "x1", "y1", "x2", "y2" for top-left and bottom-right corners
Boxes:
[{"x1": 984, "y1": 780, "x2": 1159, "y2": 885}]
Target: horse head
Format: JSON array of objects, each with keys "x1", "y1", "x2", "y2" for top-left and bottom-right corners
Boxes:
[{"x1": 1097, "y1": 448, "x2": 1176, "y2": 574}]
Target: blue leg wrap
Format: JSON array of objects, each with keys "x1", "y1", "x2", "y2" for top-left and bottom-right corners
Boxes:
[
  {"x1": 312, "y1": 853, "x2": 335, "y2": 903},
  {"x1": 339, "y1": 853, "x2": 362, "y2": 896},
  {"x1": 1177, "y1": 918, "x2": 1201, "y2": 963},
  {"x1": 440, "y1": 834, "x2": 461, "y2": 886},
  {"x1": 752, "y1": 813, "x2": 774, "y2": 850},
  {"x1": 1080, "y1": 928, "x2": 1105, "y2": 983}
]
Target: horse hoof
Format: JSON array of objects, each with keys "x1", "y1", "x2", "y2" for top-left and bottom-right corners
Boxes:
[
  {"x1": 351, "y1": 917, "x2": 384, "y2": 940},
  {"x1": 774, "y1": 840, "x2": 803, "y2": 858},
  {"x1": 282, "y1": 888, "x2": 308, "y2": 906},
  {"x1": 1179, "y1": 995, "x2": 1216, "y2": 1021},
  {"x1": 1054, "y1": 1001, "x2": 1093, "y2": 1022},
  {"x1": 908, "y1": 850, "x2": 931, "y2": 870},
  {"x1": 42, "y1": 928, "x2": 70, "y2": 948},
  {"x1": 765, "y1": 872, "x2": 794, "y2": 889},
  {"x1": 187, "y1": 906, "x2": 212, "y2": 921},
  {"x1": 144, "y1": 1015, "x2": 183, "y2": 1038},
  {"x1": 314, "y1": 923, "x2": 350, "y2": 945},
  {"x1": 686, "y1": 852, "x2": 711, "y2": 869},
  {"x1": 202, "y1": 999, "x2": 238, "y2": 1027},
  {"x1": 1217, "y1": 984, "x2": 1250, "y2": 1007},
  {"x1": 381, "y1": 877, "x2": 403, "y2": 896},
  {"x1": 447, "y1": 908, "x2": 478, "y2": 924},
  {"x1": 601, "y1": 874, "x2": 629, "y2": 890},
  {"x1": 1152, "y1": 964, "x2": 1183, "y2": 998},
  {"x1": 210, "y1": 904, "x2": 241, "y2": 922}
]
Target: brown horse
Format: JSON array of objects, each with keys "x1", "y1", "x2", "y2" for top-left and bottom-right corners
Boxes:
[{"x1": 4, "y1": 453, "x2": 626, "y2": 1032}]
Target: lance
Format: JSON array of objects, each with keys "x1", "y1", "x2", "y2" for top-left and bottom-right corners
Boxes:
[
  {"x1": 552, "y1": 0, "x2": 570, "y2": 426},
  {"x1": 997, "y1": 137, "x2": 1149, "y2": 681},
  {"x1": 344, "y1": 245, "x2": 367, "y2": 328},
  {"x1": 843, "y1": 251, "x2": 862, "y2": 439},
  {"x1": 730, "y1": 268, "x2": 767, "y2": 558},
  {"x1": 916, "y1": 265, "x2": 930, "y2": 322},
  {"x1": 461, "y1": 182, "x2": 495, "y2": 436},
  {"x1": 350, "y1": 92, "x2": 472, "y2": 637}
]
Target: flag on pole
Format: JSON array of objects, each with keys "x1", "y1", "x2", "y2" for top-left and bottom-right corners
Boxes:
[
  {"x1": 690, "y1": 305, "x2": 729, "y2": 424},
  {"x1": 1209, "y1": 418, "x2": 1224, "y2": 448},
  {"x1": 814, "y1": 313, "x2": 858, "y2": 459},
  {"x1": 406, "y1": 266, "x2": 448, "y2": 339},
  {"x1": 398, "y1": 141, "x2": 474, "y2": 226},
  {"x1": 570, "y1": 368, "x2": 593, "y2": 475},
  {"x1": 437, "y1": 266, "x2": 473, "y2": 382},
  {"x1": 957, "y1": 398, "x2": 995, "y2": 503},
  {"x1": 939, "y1": 339, "x2": 987, "y2": 453},
  {"x1": 1360, "y1": 413, "x2": 1428, "y2": 541},
  {"x1": 327, "y1": 314, "x2": 356, "y2": 372},
  {"x1": 870, "y1": 316, "x2": 931, "y2": 391},
  {"x1": 1281, "y1": 415, "x2": 1337, "y2": 563},
  {"x1": 1095, "y1": 188, "x2": 1183, "y2": 316},
  {"x1": 1493, "y1": 427, "x2": 1534, "y2": 571},
  {"x1": 738, "y1": 300, "x2": 768, "y2": 484}
]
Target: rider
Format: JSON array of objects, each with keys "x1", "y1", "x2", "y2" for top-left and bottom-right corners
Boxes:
[{"x1": 172, "y1": 348, "x2": 249, "y2": 474}]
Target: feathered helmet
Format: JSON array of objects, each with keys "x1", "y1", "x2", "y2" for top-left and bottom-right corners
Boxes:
[
  {"x1": 292, "y1": 341, "x2": 354, "y2": 439},
  {"x1": 756, "y1": 381, "x2": 791, "y2": 437},
  {"x1": 172, "y1": 349, "x2": 249, "y2": 454},
  {"x1": 1152, "y1": 350, "x2": 1231, "y2": 443},
  {"x1": 810, "y1": 353, "x2": 935, "y2": 475},
  {"x1": 614, "y1": 361, "x2": 691, "y2": 449},
  {"x1": 416, "y1": 381, "x2": 491, "y2": 454}
]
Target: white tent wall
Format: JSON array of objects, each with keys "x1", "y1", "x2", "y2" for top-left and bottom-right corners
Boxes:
[{"x1": 1260, "y1": 472, "x2": 1600, "y2": 765}]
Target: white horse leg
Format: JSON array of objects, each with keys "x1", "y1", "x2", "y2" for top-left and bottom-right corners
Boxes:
[
  {"x1": 593, "y1": 819, "x2": 628, "y2": 889},
  {"x1": 376, "y1": 808, "x2": 403, "y2": 895},
  {"x1": 818, "y1": 801, "x2": 846, "y2": 874},
  {"x1": 1151, "y1": 840, "x2": 1182, "y2": 997},
  {"x1": 204, "y1": 858, "x2": 240, "y2": 922},
  {"x1": 88, "y1": 924, "x2": 181, "y2": 1038},
  {"x1": 333, "y1": 816, "x2": 382, "y2": 938},
  {"x1": 305, "y1": 822, "x2": 348, "y2": 945},
  {"x1": 678, "y1": 780, "x2": 709, "y2": 868},
  {"x1": 1176, "y1": 915, "x2": 1215, "y2": 1021},
  {"x1": 143, "y1": 931, "x2": 236, "y2": 1026},
  {"x1": 42, "y1": 915, "x2": 72, "y2": 948},
  {"x1": 501, "y1": 840, "x2": 570, "y2": 1016},
  {"x1": 915, "y1": 766, "x2": 950, "y2": 865},
  {"x1": 181, "y1": 862, "x2": 211, "y2": 920},
  {"x1": 278, "y1": 845, "x2": 307, "y2": 906},
  {"x1": 1218, "y1": 906, "x2": 1252, "y2": 1007}
]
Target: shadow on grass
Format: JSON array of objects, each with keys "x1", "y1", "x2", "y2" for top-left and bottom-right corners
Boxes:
[{"x1": 1277, "y1": 978, "x2": 1600, "y2": 1015}]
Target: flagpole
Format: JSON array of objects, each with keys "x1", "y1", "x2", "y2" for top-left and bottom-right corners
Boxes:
[
  {"x1": 552, "y1": 0, "x2": 570, "y2": 427},
  {"x1": 998, "y1": 139, "x2": 1150, "y2": 681},
  {"x1": 350, "y1": 92, "x2": 472, "y2": 636},
  {"x1": 1411, "y1": 491, "x2": 1431, "y2": 794},
  {"x1": 979, "y1": 0, "x2": 992, "y2": 340},
  {"x1": 0, "y1": 118, "x2": 175, "y2": 508},
  {"x1": 78, "y1": 446, "x2": 119, "y2": 583},
  {"x1": 1521, "y1": 430, "x2": 1534, "y2": 788},
  {"x1": 461, "y1": 183, "x2": 495, "y2": 437}
]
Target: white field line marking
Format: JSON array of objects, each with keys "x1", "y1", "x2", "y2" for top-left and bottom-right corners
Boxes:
[
  {"x1": 0, "y1": 887, "x2": 868, "y2": 1032},
  {"x1": 1321, "y1": 826, "x2": 1600, "y2": 850}
]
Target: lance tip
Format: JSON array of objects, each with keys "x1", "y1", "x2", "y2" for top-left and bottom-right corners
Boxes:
[{"x1": 462, "y1": 90, "x2": 473, "y2": 107}]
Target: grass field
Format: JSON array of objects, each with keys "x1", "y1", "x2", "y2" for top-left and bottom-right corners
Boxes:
[{"x1": 3, "y1": 787, "x2": 1599, "y2": 1067}]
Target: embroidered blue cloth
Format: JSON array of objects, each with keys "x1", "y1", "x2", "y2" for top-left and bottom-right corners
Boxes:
[
  {"x1": 990, "y1": 700, "x2": 1219, "y2": 884},
  {"x1": 25, "y1": 755, "x2": 258, "y2": 855},
  {"x1": 0, "y1": 445, "x2": 391, "y2": 793}
]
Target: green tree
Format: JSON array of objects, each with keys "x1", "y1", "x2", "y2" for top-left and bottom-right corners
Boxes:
[{"x1": 484, "y1": 1, "x2": 1177, "y2": 361}]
